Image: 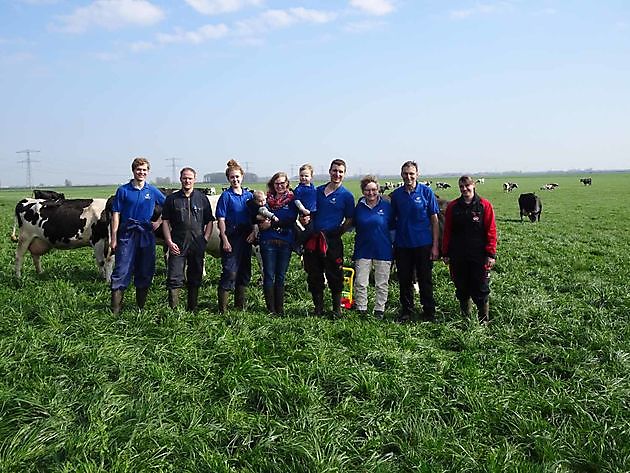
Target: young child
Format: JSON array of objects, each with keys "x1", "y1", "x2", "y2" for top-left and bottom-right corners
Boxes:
[
  {"x1": 247, "y1": 189, "x2": 279, "y2": 224},
  {"x1": 294, "y1": 164, "x2": 317, "y2": 216}
]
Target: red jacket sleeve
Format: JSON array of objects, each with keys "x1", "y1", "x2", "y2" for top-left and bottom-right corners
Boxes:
[
  {"x1": 482, "y1": 198, "x2": 497, "y2": 258},
  {"x1": 441, "y1": 200, "x2": 455, "y2": 256}
]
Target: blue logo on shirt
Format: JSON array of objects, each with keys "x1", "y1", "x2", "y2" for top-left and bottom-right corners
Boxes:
[{"x1": 145, "y1": 193, "x2": 151, "y2": 200}]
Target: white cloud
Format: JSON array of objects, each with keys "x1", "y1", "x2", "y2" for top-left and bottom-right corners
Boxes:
[
  {"x1": 129, "y1": 40, "x2": 155, "y2": 52},
  {"x1": 343, "y1": 20, "x2": 385, "y2": 33},
  {"x1": 350, "y1": 0, "x2": 395, "y2": 16},
  {"x1": 235, "y1": 8, "x2": 337, "y2": 36},
  {"x1": 184, "y1": 0, "x2": 263, "y2": 16},
  {"x1": 449, "y1": 2, "x2": 511, "y2": 20},
  {"x1": 54, "y1": 0, "x2": 165, "y2": 33},
  {"x1": 18, "y1": 0, "x2": 60, "y2": 4},
  {"x1": 156, "y1": 23, "x2": 229, "y2": 44},
  {"x1": 92, "y1": 51, "x2": 121, "y2": 61},
  {"x1": 0, "y1": 51, "x2": 35, "y2": 65}
]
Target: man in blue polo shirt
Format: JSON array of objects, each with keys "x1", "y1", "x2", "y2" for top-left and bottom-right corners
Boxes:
[
  {"x1": 110, "y1": 157, "x2": 165, "y2": 314},
  {"x1": 390, "y1": 160, "x2": 440, "y2": 322},
  {"x1": 301, "y1": 158, "x2": 355, "y2": 317}
]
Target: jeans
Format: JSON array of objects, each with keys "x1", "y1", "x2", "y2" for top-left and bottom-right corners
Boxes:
[
  {"x1": 354, "y1": 258, "x2": 392, "y2": 312},
  {"x1": 260, "y1": 239, "x2": 293, "y2": 288}
]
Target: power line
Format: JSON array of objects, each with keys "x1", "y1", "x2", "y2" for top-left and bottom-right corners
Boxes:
[
  {"x1": 17, "y1": 149, "x2": 40, "y2": 188},
  {"x1": 165, "y1": 157, "x2": 180, "y2": 184}
]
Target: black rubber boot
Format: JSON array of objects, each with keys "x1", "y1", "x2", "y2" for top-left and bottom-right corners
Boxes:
[
  {"x1": 312, "y1": 292, "x2": 324, "y2": 316},
  {"x1": 331, "y1": 291, "x2": 342, "y2": 319},
  {"x1": 168, "y1": 288, "x2": 180, "y2": 309},
  {"x1": 234, "y1": 285, "x2": 246, "y2": 310},
  {"x1": 274, "y1": 285, "x2": 285, "y2": 316},
  {"x1": 459, "y1": 298, "x2": 472, "y2": 317},
  {"x1": 187, "y1": 286, "x2": 199, "y2": 312},
  {"x1": 111, "y1": 289, "x2": 124, "y2": 314},
  {"x1": 136, "y1": 287, "x2": 149, "y2": 310},
  {"x1": 478, "y1": 301, "x2": 490, "y2": 324},
  {"x1": 263, "y1": 286, "x2": 275, "y2": 314},
  {"x1": 421, "y1": 306, "x2": 436, "y2": 322},
  {"x1": 217, "y1": 287, "x2": 229, "y2": 314}
]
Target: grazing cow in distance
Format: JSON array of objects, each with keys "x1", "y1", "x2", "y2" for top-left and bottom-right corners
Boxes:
[
  {"x1": 33, "y1": 189, "x2": 65, "y2": 200},
  {"x1": 419, "y1": 180, "x2": 432, "y2": 187},
  {"x1": 503, "y1": 182, "x2": 519, "y2": 192},
  {"x1": 475, "y1": 178, "x2": 485, "y2": 184},
  {"x1": 540, "y1": 183, "x2": 559, "y2": 191},
  {"x1": 580, "y1": 177, "x2": 592, "y2": 186},
  {"x1": 518, "y1": 193, "x2": 542, "y2": 222},
  {"x1": 13, "y1": 198, "x2": 113, "y2": 280},
  {"x1": 436, "y1": 182, "x2": 451, "y2": 190}
]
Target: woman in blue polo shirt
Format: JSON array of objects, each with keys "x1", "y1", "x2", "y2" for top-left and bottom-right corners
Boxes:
[
  {"x1": 216, "y1": 159, "x2": 254, "y2": 314},
  {"x1": 353, "y1": 176, "x2": 394, "y2": 319}
]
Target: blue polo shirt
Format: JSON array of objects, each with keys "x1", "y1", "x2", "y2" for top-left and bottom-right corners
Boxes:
[
  {"x1": 294, "y1": 183, "x2": 317, "y2": 213},
  {"x1": 391, "y1": 183, "x2": 440, "y2": 248},
  {"x1": 353, "y1": 196, "x2": 394, "y2": 261},
  {"x1": 216, "y1": 187, "x2": 254, "y2": 226},
  {"x1": 112, "y1": 180, "x2": 165, "y2": 224},
  {"x1": 313, "y1": 184, "x2": 355, "y2": 233}
]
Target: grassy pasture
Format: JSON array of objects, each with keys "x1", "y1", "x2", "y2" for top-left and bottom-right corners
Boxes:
[{"x1": 0, "y1": 174, "x2": 629, "y2": 472}]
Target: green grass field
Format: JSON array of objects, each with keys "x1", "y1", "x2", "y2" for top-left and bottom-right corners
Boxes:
[{"x1": 1, "y1": 174, "x2": 629, "y2": 472}]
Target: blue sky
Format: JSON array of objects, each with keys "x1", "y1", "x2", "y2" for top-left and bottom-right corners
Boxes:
[{"x1": 1, "y1": 0, "x2": 629, "y2": 187}]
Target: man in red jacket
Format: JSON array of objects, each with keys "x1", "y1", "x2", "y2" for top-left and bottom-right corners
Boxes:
[{"x1": 442, "y1": 175, "x2": 497, "y2": 323}]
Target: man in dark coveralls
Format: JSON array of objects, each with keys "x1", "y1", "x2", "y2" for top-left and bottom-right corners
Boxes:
[{"x1": 162, "y1": 167, "x2": 214, "y2": 311}]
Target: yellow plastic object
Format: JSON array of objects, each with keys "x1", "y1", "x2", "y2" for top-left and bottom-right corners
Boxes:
[{"x1": 341, "y1": 266, "x2": 355, "y2": 309}]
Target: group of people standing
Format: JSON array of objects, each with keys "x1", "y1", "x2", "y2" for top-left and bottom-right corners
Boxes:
[{"x1": 108, "y1": 157, "x2": 497, "y2": 324}]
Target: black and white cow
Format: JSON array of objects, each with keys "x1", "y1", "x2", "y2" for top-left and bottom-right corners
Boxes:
[
  {"x1": 580, "y1": 177, "x2": 592, "y2": 186},
  {"x1": 14, "y1": 198, "x2": 113, "y2": 280},
  {"x1": 436, "y1": 182, "x2": 451, "y2": 190},
  {"x1": 518, "y1": 193, "x2": 542, "y2": 222},
  {"x1": 33, "y1": 189, "x2": 65, "y2": 200},
  {"x1": 540, "y1": 183, "x2": 559, "y2": 191},
  {"x1": 503, "y1": 182, "x2": 519, "y2": 192}
]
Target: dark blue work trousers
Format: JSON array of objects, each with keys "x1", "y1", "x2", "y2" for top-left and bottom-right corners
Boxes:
[
  {"x1": 219, "y1": 234, "x2": 252, "y2": 291},
  {"x1": 111, "y1": 225, "x2": 156, "y2": 291}
]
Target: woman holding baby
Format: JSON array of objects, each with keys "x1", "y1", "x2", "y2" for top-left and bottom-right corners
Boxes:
[{"x1": 257, "y1": 171, "x2": 299, "y2": 315}]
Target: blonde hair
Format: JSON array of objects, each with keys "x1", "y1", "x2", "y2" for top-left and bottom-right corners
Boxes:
[
  {"x1": 131, "y1": 157, "x2": 150, "y2": 171},
  {"x1": 299, "y1": 163, "x2": 314, "y2": 175},
  {"x1": 360, "y1": 175, "x2": 378, "y2": 191}
]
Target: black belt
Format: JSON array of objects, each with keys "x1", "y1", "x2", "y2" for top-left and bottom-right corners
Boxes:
[{"x1": 265, "y1": 239, "x2": 288, "y2": 246}]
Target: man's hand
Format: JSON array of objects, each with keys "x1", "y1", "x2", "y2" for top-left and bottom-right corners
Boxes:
[{"x1": 167, "y1": 241, "x2": 181, "y2": 256}]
